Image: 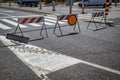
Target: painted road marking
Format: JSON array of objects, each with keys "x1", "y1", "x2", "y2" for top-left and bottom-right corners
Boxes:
[
  {"x1": 79, "y1": 60, "x2": 120, "y2": 75},
  {"x1": 45, "y1": 16, "x2": 67, "y2": 24},
  {"x1": 12, "y1": 18, "x2": 18, "y2": 21},
  {"x1": 1, "y1": 35, "x2": 120, "y2": 76},
  {"x1": 0, "y1": 23, "x2": 12, "y2": 30},
  {"x1": 1, "y1": 19, "x2": 27, "y2": 28},
  {"x1": 0, "y1": 35, "x2": 80, "y2": 76},
  {"x1": 0, "y1": 10, "x2": 15, "y2": 13},
  {"x1": 0, "y1": 16, "x2": 67, "y2": 30},
  {"x1": 45, "y1": 18, "x2": 66, "y2": 24}
]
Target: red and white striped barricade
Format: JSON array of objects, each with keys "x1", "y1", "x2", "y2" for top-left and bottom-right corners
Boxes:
[
  {"x1": 87, "y1": 11, "x2": 106, "y2": 31},
  {"x1": 7, "y1": 16, "x2": 47, "y2": 43},
  {"x1": 53, "y1": 14, "x2": 81, "y2": 36}
]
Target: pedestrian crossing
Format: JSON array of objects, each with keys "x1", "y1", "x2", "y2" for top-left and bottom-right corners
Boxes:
[
  {"x1": 1, "y1": 18, "x2": 28, "y2": 28},
  {"x1": 0, "y1": 14, "x2": 108, "y2": 30},
  {"x1": 0, "y1": 16, "x2": 68, "y2": 30},
  {"x1": 0, "y1": 23, "x2": 12, "y2": 30}
]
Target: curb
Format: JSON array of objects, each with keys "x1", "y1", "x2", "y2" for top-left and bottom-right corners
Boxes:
[{"x1": 0, "y1": 6, "x2": 51, "y2": 15}]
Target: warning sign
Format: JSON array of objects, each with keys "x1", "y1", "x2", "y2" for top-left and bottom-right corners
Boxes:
[
  {"x1": 68, "y1": 14, "x2": 77, "y2": 26},
  {"x1": 54, "y1": 14, "x2": 80, "y2": 36}
]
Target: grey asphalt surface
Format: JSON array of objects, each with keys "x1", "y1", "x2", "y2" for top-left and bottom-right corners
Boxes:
[
  {"x1": 0, "y1": 41, "x2": 41, "y2": 80},
  {"x1": 47, "y1": 63, "x2": 120, "y2": 80},
  {"x1": 0, "y1": 3, "x2": 120, "y2": 80}
]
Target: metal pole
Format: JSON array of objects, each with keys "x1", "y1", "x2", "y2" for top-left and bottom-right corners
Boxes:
[
  {"x1": 115, "y1": 0, "x2": 117, "y2": 7},
  {"x1": 52, "y1": 0, "x2": 55, "y2": 11},
  {"x1": 9, "y1": 0, "x2": 11, "y2": 6},
  {"x1": 69, "y1": 0, "x2": 73, "y2": 14},
  {"x1": 39, "y1": 0, "x2": 42, "y2": 9},
  {"x1": 0, "y1": 0, "x2": 1, "y2": 5},
  {"x1": 19, "y1": 0, "x2": 22, "y2": 7}
]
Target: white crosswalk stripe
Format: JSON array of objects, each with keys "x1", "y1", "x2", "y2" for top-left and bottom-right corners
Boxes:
[
  {"x1": 0, "y1": 16, "x2": 68, "y2": 30},
  {"x1": 0, "y1": 23, "x2": 12, "y2": 30},
  {"x1": 1, "y1": 19, "x2": 28, "y2": 28},
  {"x1": 12, "y1": 18, "x2": 18, "y2": 21},
  {"x1": 78, "y1": 14, "x2": 92, "y2": 20}
]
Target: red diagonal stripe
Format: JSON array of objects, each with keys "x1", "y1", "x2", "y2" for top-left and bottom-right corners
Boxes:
[
  {"x1": 36, "y1": 17, "x2": 43, "y2": 22},
  {"x1": 101, "y1": 12, "x2": 104, "y2": 16},
  {"x1": 29, "y1": 18, "x2": 36, "y2": 23},
  {"x1": 60, "y1": 15, "x2": 65, "y2": 20},
  {"x1": 21, "y1": 18, "x2": 29, "y2": 24},
  {"x1": 97, "y1": 12, "x2": 100, "y2": 17},
  {"x1": 94, "y1": 13, "x2": 97, "y2": 17},
  {"x1": 66, "y1": 15, "x2": 69, "y2": 20}
]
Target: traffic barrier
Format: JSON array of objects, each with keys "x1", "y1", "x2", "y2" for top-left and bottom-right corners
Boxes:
[
  {"x1": 104, "y1": 2, "x2": 112, "y2": 27},
  {"x1": 105, "y1": 2, "x2": 110, "y2": 15},
  {"x1": 18, "y1": 17, "x2": 44, "y2": 24},
  {"x1": 87, "y1": 11, "x2": 106, "y2": 31},
  {"x1": 53, "y1": 14, "x2": 81, "y2": 36},
  {"x1": 6, "y1": 16, "x2": 47, "y2": 43}
]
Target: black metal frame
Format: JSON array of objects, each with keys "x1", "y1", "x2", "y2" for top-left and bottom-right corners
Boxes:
[
  {"x1": 6, "y1": 17, "x2": 48, "y2": 43},
  {"x1": 87, "y1": 14, "x2": 106, "y2": 31},
  {"x1": 53, "y1": 15, "x2": 81, "y2": 36}
]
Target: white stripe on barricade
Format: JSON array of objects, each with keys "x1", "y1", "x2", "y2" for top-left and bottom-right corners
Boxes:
[
  {"x1": 53, "y1": 14, "x2": 81, "y2": 36},
  {"x1": 87, "y1": 11, "x2": 106, "y2": 31}
]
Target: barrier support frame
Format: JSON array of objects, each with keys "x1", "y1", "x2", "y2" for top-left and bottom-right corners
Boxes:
[
  {"x1": 40, "y1": 22, "x2": 48, "y2": 38},
  {"x1": 53, "y1": 15, "x2": 81, "y2": 37},
  {"x1": 14, "y1": 23, "x2": 24, "y2": 37},
  {"x1": 87, "y1": 14, "x2": 106, "y2": 31},
  {"x1": 6, "y1": 16, "x2": 48, "y2": 43},
  {"x1": 6, "y1": 21, "x2": 30, "y2": 43}
]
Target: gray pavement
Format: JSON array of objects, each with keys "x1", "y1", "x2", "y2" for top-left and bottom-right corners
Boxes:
[
  {"x1": 0, "y1": 3, "x2": 120, "y2": 80},
  {"x1": 0, "y1": 41, "x2": 41, "y2": 80}
]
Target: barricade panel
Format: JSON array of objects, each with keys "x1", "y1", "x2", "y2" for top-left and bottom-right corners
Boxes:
[
  {"x1": 87, "y1": 11, "x2": 106, "y2": 31},
  {"x1": 19, "y1": 17, "x2": 44, "y2": 24},
  {"x1": 6, "y1": 16, "x2": 47, "y2": 43},
  {"x1": 53, "y1": 14, "x2": 80, "y2": 37},
  {"x1": 57, "y1": 15, "x2": 69, "y2": 21}
]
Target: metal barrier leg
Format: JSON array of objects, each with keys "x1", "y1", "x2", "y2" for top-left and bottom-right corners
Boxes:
[
  {"x1": 6, "y1": 24, "x2": 29, "y2": 43},
  {"x1": 18, "y1": 25, "x2": 24, "y2": 36},
  {"x1": 87, "y1": 18, "x2": 93, "y2": 29},
  {"x1": 99, "y1": 16, "x2": 104, "y2": 26},
  {"x1": 74, "y1": 21, "x2": 81, "y2": 33},
  {"x1": 93, "y1": 19, "x2": 98, "y2": 30},
  {"x1": 53, "y1": 21, "x2": 58, "y2": 34},
  {"x1": 40, "y1": 23, "x2": 44, "y2": 38},
  {"x1": 14, "y1": 25, "x2": 19, "y2": 34},
  {"x1": 40, "y1": 23, "x2": 48, "y2": 38},
  {"x1": 73, "y1": 24, "x2": 76, "y2": 31},
  {"x1": 58, "y1": 22, "x2": 63, "y2": 36},
  {"x1": 14, "y1": 24, "x2": 24, "y2": 36},
  {"x1": 105, "y1": 15, "x2": 107, "y2": 27},
  {"x1": 77, "y1": 20, "x2": 81, "y2": 33},
  {"x1": 44, "y1": 24, "x2": 48, "y2": 38}
]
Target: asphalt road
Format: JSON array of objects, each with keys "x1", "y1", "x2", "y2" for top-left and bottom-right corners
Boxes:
[
  {"x1": 0, "y1": 41, "x2": 41, "y2": 80},
  {"x1": 0, "y1": 5, "x2": 120, "y2": 80}
]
